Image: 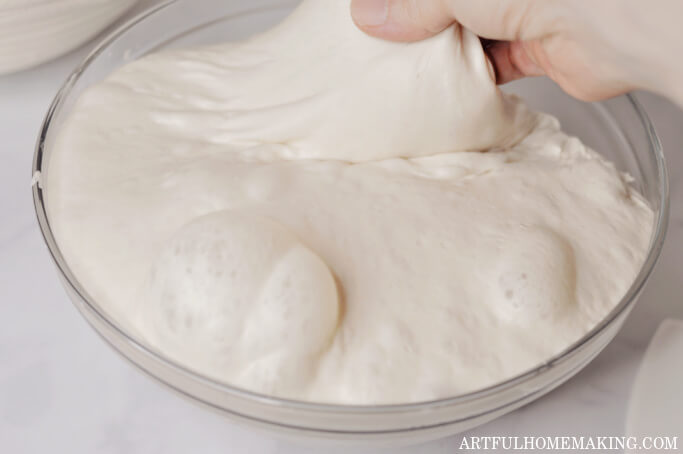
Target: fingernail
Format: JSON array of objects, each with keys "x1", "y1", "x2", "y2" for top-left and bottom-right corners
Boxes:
[{"x1": 352, "y1": 0, "x2": 389, "y2": 26}]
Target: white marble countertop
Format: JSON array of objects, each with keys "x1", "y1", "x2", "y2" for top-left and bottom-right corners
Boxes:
[{"x1": 1, "y1": 3, "x2": 682, "y2": 453}]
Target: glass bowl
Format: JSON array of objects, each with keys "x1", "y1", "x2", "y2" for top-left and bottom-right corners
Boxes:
[{"x1": 32, "y1": 0, "x2": 669, "y2": 443}]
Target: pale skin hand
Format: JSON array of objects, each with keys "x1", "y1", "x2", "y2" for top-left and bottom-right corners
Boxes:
[{"x1": 350, "y1": 0, "x2": 683, "y2": 106}]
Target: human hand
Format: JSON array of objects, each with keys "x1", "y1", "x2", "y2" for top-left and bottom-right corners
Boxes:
[{"x1": 350, "y1": 0, "x2": 683, "y2": 104}]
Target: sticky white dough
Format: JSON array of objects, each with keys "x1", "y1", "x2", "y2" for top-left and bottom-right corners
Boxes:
[
  {"x1": 135, "y1": 212, "x2": 339, "y2": 396},
  {"x1": 102, "y1": 0, "x2": 530, "y2": 162},
  {"x1": 490, "y1": 226, "x2": 578, "y2": 324},
  {"x1": 46, "y1": 0, "x2": 654, "y2": 403}
]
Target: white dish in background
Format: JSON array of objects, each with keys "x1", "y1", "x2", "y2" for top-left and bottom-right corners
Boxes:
[
  {"x1": 0, "y1": 0, "x2": 138, "y2": 75},
  {"x1": 626, "y1": 319, "x2": 683, "y2": 451}
]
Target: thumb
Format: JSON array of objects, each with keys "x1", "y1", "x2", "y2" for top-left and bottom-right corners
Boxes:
[
  {"x1": 350, "y1": 0, "x2": 551, "y2": 84},
  {"x1": 350, "y1": 0, "x2": 547, "y2": 42}
]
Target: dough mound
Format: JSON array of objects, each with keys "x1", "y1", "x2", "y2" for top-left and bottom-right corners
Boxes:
[
  {"x1": 108, "y1": 0, "x2": 531, "y2": 162},
  {"x1": 491, "y1": 226, "x2": 578, "y2": 324},
  {"x1": 136, "y1": 211, "x2": 339, "y2": 395},
  {"x1": 47, "y1": 0, "x2": 654, "y2": 403}
]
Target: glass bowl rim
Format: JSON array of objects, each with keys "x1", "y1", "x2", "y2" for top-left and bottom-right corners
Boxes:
[{"x1": 32, "y1": 0, "x2": 670, "y2": 415}]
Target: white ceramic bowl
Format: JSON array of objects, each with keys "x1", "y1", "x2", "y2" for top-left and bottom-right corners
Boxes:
[{"x1": 0, "y1": 0, "x2": 139, "y2": 75}]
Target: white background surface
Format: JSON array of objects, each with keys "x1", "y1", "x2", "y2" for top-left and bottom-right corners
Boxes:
[{"x1": 1, "y1": 2, "x2": 682, "y2": 452}]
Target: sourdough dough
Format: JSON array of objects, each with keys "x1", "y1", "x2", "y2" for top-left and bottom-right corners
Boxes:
[{"x1": 47, "y1": 0, "x2": 654, "y2": 403}]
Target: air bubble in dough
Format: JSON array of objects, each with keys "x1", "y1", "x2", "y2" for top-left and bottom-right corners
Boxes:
[
  {"x1": 136, "y1": 211, "x2": 339, "y2": 394},
  {"x1": 491, "y1": 226, "x2": 577, "y2": 324}
]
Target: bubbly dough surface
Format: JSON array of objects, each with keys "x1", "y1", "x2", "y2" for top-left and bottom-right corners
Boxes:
[{"x1": 47, "y1": 0, "x2": 654, "y2": 404}]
